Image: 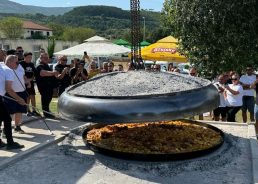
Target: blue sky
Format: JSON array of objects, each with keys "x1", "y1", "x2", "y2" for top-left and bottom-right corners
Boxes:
[{"x1": 10, "y1": 0, "x2": 164, "y2": 11}]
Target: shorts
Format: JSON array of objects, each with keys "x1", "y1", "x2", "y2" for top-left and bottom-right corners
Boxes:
[
  {"x1": 4, "y1": 91, "x2": 28, "y2": 114},
  {"x1": 242, "y1": 96, "x2": 255, "y2": 113},
  {"x1": 213, "y1": 107, "x2": 227, "y2": 118},
  {"x1": 26, "y1": 82, "x2": 36, "y2": 95},
  {"x1": 255, "y1": 104, "x2": 258, "y2": 120}
]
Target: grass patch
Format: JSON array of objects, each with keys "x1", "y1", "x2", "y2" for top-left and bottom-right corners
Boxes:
[{"x1": 34, "y1": 92, "x2": 58, "y2": 114}]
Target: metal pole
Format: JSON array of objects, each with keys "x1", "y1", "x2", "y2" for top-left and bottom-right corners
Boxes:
[
  {"x1": 3, "y1": 95, "x2": 55, "y2": 135},
  {"x1": 130, "y1": 0, "x2": 141, "y2": 69},
  {"x1": 143, "y1": 17, "x2": 146, "y2": 41}
]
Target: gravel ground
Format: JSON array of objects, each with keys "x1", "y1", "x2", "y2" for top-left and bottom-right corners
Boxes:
[
  {"x1": 68, "y1": 71, "x2": 211, "y2": 96},
  {"x1": 0, "y1": 123, "x2": 252, "y2": 184}
]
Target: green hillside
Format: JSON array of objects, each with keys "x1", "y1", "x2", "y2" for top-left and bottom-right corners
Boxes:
[
  {"x1": 0, "y1": 5, "x2": 164, "y2": 42},
  {"x1": 0, "y1": 0, "x2": 73, "y2": 16}
]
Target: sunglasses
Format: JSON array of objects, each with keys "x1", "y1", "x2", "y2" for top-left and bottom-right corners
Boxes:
[
  {"x1": 231, "y1": 78, "x2": 238, "y2": 80},
  {"x1": 190, "y1": 73, "x2": 196, "y2": 75}
]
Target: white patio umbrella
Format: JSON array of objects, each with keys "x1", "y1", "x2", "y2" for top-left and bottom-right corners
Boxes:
[{"x1": 54, "y1": 35, "x2": 130, "y2": 58}]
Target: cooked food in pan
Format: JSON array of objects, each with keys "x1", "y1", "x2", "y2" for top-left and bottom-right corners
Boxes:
[{"x1": 86, "y1": 120, "x2": 223, "y2": 154}]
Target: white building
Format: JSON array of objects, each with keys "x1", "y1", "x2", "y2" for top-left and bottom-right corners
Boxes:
[
  {"x1": 0, "y1": 39, "x2": 78, "y2": 62},
  {"x1": 22, "y1": 20, "x2": 53, "y2": 39}
]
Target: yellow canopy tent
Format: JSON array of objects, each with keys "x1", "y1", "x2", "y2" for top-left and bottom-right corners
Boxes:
[{"x1": 140, "y1": 36, "x2": 187, "y2": 63}]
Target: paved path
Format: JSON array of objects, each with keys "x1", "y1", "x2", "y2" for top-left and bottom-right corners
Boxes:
[
  {"x1": 0, "y1": 115, "x2": 84, "y2": 164},
  {"x1": 0, "y1": 119, "x2": 257, "y2": 184}
]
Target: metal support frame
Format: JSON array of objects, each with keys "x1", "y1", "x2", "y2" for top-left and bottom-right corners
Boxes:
[{"x1": 130, "y1": 0, "x2": 143, "y2": 69}]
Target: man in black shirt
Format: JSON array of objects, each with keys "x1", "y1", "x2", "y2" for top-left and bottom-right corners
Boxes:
[
  {"x1": 54, "y1": 55, "x2": 71, "y2": 96},
  {"x1": 19, "y1": 52, "x2": 40, "y2": 116},
  {"x1": 36, "y1": 53, "x2": 58, "y2": 118},
  {"x1": 16, "y1": 46, "x2": 24, "y2": 62}
]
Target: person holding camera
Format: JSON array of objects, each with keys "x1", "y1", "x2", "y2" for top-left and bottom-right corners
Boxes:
[
  {"x1": 70, "y1": 60, "x2": 88, "y2": 84},
  {"x1": 54, "y1": 55, "x2": 71, "y2": 96},
  {"x1": 224, "y1": 73, "x2": 244, "y2": 122},
  {"x1": 82, "y1": 51, "x2": 91, "y2": 64}
]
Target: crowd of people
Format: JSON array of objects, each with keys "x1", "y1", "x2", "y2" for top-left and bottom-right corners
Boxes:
[
  {"x1": 212, "y1": 67, "x2": 258, "y2": 133},
  {"x1": 0, "y1": 46, "x2": 258, "y2": 150},
  {"x1": 135, "y1": 62, "x2": 258, "y2": 134},
  {"x1": 0, "y1": 47, "x2": 122, "y2": 149}
]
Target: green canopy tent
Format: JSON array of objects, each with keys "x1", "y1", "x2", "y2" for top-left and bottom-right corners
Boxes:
[
  {"x1": 113, "y1": 39, "x2": 130, "y2": 46},
  {"x1": 140, "y1": 40, "x2": 151, "y2": 47},
  {"x1": 113, "y1": 39, "x2": 131, "y2": 49}
]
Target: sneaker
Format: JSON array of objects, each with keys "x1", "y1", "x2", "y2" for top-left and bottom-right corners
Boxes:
[
  {"x1": 44, "y1": 113, "x2": 56, "y2": 119},
  {"x1": 31, "y1": 111, "x2": 41, "y2": 117},
  {"x1": 0, "y1": 140, "x2": 6, "y2": 148},
  {"x1": 14, "y1": 126, "x2": 25, "y2": 134},
  {"x1": 6, "y1": 142, "x2": 24, "y2": 150}
]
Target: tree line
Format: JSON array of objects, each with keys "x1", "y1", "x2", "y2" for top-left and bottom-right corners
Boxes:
[
  {"x1": 0, "y1": 6, "x2": 165, "y2": 43},
  {"x1": 162, "y1": 0, "x2": 258, "y2": 77},
  {"x1": 2, "y1": 2, "x2": 253, "y2": 79}
]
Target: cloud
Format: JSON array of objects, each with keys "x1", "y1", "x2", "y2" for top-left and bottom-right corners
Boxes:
[{"x1": 65, "y1": 1, "x2": 72, "y2": 6}]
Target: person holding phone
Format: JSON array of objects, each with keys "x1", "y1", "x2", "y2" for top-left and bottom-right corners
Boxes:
[
  {"x1": 82, "y1": 51, "x2": 91, "y2": 64},
  {"x1": 54, "y1": 55, "x2": 71, "y2": 96},
  {"x1": 70, "y1": 60, "x2": 88, "y2": 84},
  {"x1": 224, "y1": 74, "x2": 244, "y2": 122}
]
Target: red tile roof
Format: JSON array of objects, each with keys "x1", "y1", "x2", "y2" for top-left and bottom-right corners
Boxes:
[{"x1": 23, "y1": 20, "x2": 52, "y2": 31}]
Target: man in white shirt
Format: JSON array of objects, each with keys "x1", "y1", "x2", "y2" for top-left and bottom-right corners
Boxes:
[
  {"x1": 213, "y1": 74, "x2": 228, "y2": 121},
  {"x1": 240, "y1": 65, "x2": 256, "y2": 123},
  {"x1": 0, "y1": 50, "x2": 25, "y2": 149},
  {"x1": 4, "y1": 55, "x2": 28, "y2": 133}
]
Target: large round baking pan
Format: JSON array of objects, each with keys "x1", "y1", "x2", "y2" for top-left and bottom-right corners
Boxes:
[
  {"x1": 58, "y1": 72, "x2": 219, "y2": 123},
  {"x1": 81, "y1": 120, "x2": 224, "y2": 161}
]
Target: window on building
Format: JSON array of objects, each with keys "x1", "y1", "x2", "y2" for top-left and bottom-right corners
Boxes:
[
  {"x1": 31, "y1": 31, "x2": 34, "y2": 35},
  {"x1": 35, "y1": 31, "x2": 43, "y2": 35},
  {"x1": 47, "y1": 32, "x2": 50, "y2": 36}
]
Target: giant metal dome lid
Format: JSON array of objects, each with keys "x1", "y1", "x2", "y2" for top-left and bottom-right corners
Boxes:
[{"x1": 58, "y1": 71, "x2": 219, "y2": 123}]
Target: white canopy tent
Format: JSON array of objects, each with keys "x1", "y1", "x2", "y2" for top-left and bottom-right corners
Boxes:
[{"x1": 54, "y1": 36, "x2": 131, "y2": 67}]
